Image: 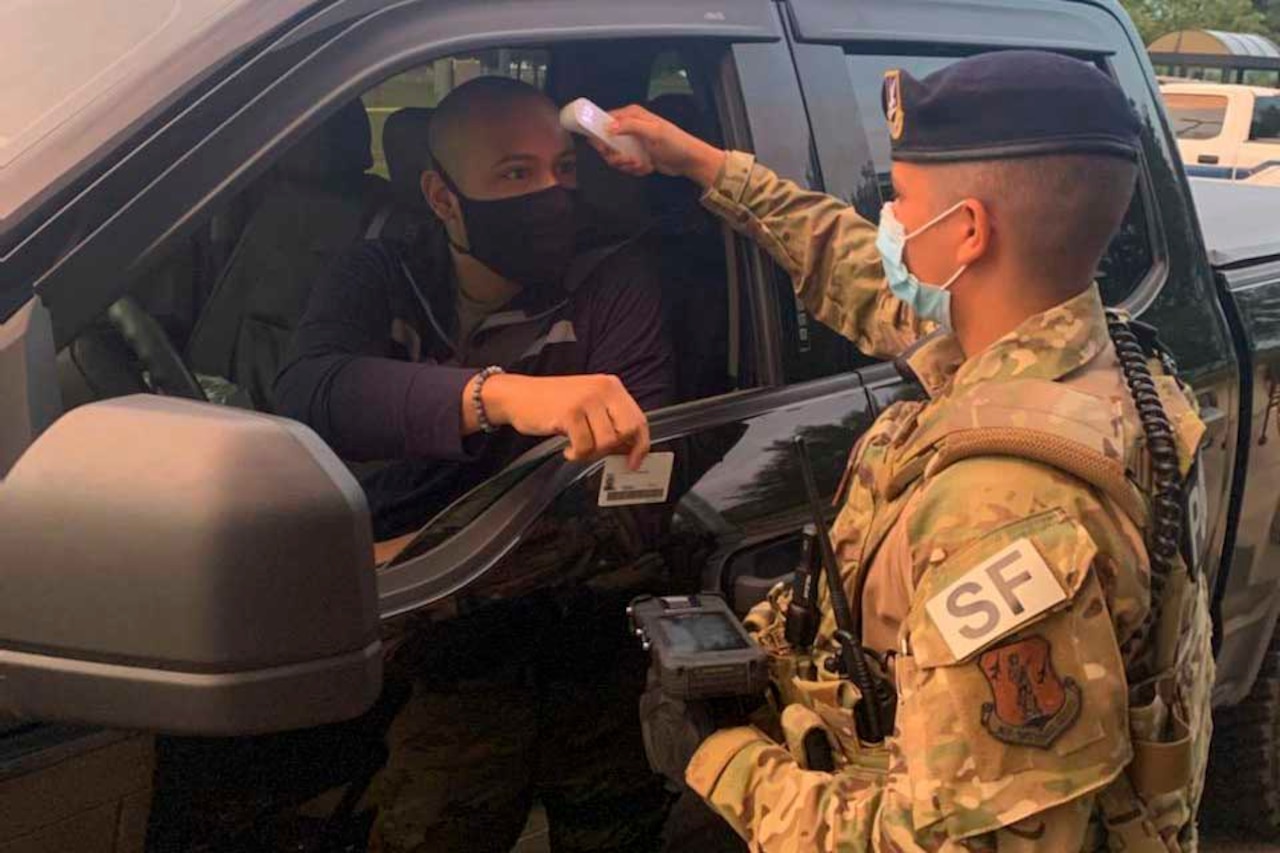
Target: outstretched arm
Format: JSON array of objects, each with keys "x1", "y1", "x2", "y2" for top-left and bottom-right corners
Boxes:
[
  {"x1": 275, "y1": 243, "x2": 651, "y2": 467},
  {"x1": 592, "y1": 105, "x2": 932, "y2": 360}
]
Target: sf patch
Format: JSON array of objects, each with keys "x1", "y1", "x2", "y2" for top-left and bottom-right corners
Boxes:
[
  {"x1": 924, "y1": 537, "x2": 1067, "y2": 660},
  {"x1": 978, "y1": 635, "x2": 1081, "y2": 749}
]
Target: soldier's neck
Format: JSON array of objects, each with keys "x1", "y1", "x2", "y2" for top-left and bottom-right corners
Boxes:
[{"x1": 954, "y1": 275, "x2": 1090, "y2": 360}]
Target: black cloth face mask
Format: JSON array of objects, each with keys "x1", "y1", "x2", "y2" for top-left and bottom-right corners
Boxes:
[{"x1": 434, "y1": 166, "x2": 579, "y2": 289}]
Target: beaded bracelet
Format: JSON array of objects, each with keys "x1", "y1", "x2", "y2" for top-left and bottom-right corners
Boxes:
[{"x1": 472, "y1": 365, "x2": 505, "y2": 434}]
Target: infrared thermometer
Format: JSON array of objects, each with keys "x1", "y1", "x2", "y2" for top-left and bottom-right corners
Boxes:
[{"x1": 560, "y1": 98, "x2": 652, "y2": 169}]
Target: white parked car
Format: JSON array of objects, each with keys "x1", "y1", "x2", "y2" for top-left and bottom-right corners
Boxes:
[
  {"x1": 1244, "y1": 162, "x2": 1280, "y2": 185},
  {"x1": 1161, "y1": 81, "x2": 1280, "y2": 179}
]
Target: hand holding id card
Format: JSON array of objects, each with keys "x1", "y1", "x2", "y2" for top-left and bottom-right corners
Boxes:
[{"x1": 598, "y1": 452, "x2": 674, "y2": 506}]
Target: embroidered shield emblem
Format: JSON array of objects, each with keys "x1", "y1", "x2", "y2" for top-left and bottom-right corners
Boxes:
[
  {"x1": 978, "y1": 635, "x2": 1081, "y2": 749},
  {"x1": 884, "y1": 70, "x2": 905, "y2": 141}
]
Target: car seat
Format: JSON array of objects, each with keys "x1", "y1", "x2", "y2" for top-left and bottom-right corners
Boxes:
[
  {"x1": 382, "y1": 107, "x2": 435, "y2": 210},
  {"x1": 368, "y1": 107, "x2": 440, "y2": 243},
  {"x1": 185, "y1": 99, "x2": 391, "y2": 411}
]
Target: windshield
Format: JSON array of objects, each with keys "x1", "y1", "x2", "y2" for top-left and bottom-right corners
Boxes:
[
  {"x1": 1164, "y1": 92, "x2": 1229, "y2": 140},
  {"x1": 0, "y1": 0, "x2": 313, "y2": 224}
]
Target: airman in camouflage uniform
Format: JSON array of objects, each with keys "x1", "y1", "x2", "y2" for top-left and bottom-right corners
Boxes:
[{"x1": 597, "y1": 51, "x2": 1213, "y2": 851}]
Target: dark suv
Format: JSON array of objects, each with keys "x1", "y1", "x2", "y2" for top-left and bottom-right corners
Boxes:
[{"x1": 3, "y1": 1, "x2": 1280, "y2": 849}]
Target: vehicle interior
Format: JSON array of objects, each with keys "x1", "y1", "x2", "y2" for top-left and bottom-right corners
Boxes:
[{"x1": 55, "y1": 40, "x2": 744, "y2": 421}]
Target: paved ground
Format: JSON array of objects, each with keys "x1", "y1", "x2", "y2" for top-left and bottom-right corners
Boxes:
[{"x1": 511, "y1": 805, "x2": 1280, "y2": 852}]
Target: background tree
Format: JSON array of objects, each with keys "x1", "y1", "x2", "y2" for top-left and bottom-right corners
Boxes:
[
  {"x1": 1118, "y1": 0, "x2": 1270, "y2": 45},
  {"x1": 1257, "y1": 0, "x2": 1280, "y2": 40}
]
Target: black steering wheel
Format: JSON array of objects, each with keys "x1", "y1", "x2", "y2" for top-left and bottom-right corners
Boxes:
[{"x1": 106, "y1": 296, "x2": 207, "y2": 401}]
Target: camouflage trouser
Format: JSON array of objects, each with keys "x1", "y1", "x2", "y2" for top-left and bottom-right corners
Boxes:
[{"x1": 369, "y1": 590, "x2": 673, "y2": 853}]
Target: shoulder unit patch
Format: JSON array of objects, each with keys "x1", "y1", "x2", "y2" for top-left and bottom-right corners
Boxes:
[{"x1": 978, "y1": 635, "x2": 1081, "y2": 749}]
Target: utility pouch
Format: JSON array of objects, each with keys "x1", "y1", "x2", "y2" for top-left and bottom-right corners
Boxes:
[
  {"x1": 780, "y1": 675, "x2": 881, "y2": 764},
  {"x1": 1097, "y1": 772, "x2": 1182, "y2": 853},
  {"x1": 1127, "y1": 676, "x2": 1192, "y2": 801},
  {"x1": 781, "y1": 704, "x2": 836, "y2": 771}
]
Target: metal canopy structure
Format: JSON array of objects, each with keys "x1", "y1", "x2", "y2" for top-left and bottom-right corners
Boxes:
[{"x1": 1149, "y1": 29, "x2": 1280, "y2": 86}]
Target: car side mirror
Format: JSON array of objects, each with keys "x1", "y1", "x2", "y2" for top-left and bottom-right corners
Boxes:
[{"x1": 0, "y1": 396, "x2": 381, "y2": 735}]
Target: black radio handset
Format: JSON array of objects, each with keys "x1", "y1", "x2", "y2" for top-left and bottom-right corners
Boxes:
[
  {"x1": 793, "y1": 436, "x2": 893, "y2": 744},
  {"x1": 784, "y1": 524, "x2": 822, "y2": 652}
]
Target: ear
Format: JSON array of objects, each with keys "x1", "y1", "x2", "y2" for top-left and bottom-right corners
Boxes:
[
  {"x1": 423, "y1": 171, "x2": 459, "y2": 225},
  {"x1": 956, "y1": 198, "x2": 991, "y2": 267}
]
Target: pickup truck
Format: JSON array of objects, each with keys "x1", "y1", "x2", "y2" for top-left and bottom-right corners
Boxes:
[
  {"x1": 1186, "y1": 176, "x2": 1280, "y2": 838},
  {"x1": 1162, "y1": 80, "x2": 1280, "y2": 183},
  {"x1": 1, "y1": 1, "x2": 1278, "y2": 850}
]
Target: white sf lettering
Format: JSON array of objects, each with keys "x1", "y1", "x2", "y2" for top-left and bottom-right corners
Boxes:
[
  {"x1": 946, "y1": 582, "x2": 998, "y2": 640},
  {"x1": 925, "y1": 539, "x2": 1068, "y2": 660}
]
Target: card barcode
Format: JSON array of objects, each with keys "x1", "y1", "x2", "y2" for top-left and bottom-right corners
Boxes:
[{"x1": 602, "y1": 488, "x2": 667, "y2": 503}]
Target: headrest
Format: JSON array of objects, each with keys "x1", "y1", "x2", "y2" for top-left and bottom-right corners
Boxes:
[
  {"x1": 645, "y1": 94, "x2": 715, "y2": 219},
  {"x1": 277, "y1": 99, "x2": 374, "y2": 181},
  {"x1": 383, "y1": 107, "x2": 435, "y2": 203},
  {"x1": 648, "y1": 93, "x2": 716, "y2": 145}
]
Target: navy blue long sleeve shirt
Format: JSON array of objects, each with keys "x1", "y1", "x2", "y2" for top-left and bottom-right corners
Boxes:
[{"x1": 275, "y1": 230, "x2": 674, "y2": 537}]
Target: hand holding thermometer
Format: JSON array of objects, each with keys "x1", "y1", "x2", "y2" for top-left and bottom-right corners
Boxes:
[{"x1": 560, "y1": 98, "x2": 653, "y2": 170}]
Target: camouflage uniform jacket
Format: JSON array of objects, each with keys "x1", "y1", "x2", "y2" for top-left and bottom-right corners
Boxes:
[{"x1": 685, "y1": 152, "x2": 1213, "y2": 851}]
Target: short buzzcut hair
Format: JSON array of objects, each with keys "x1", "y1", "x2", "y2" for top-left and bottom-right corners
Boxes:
[
  {"x1": 929, "y1": 154, "x2": 1139, "y2": 293},
  {"x1": 427, "y1": 75, "x2": 552, "y2": 177}
]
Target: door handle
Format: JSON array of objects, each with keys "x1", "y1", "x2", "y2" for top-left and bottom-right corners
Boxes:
[{"x1": 1198, "y1": 154, "x2": 1220, "y2": 165}]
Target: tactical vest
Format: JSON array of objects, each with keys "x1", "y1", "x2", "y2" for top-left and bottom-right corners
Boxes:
[{"x1": 753, "y1": 367, "x2": 1212, "y2": 851}]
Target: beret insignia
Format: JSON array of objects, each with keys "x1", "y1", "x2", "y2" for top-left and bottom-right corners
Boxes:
[{"x1": 884, "y1": 69, "x2": 905, "y2": 141}]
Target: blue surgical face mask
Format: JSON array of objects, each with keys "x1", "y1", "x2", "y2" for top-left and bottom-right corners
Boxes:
[{"x1": 876, "y1": 200, "x2": 969, "y2": 331}]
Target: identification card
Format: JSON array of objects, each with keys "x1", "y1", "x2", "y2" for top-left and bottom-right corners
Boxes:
[{"x1": 598, "y1": 452, "x2": 674, "y2": 507}]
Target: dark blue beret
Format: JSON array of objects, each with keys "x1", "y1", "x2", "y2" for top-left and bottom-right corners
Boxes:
[{"x1": 882, "y1": 50, "x2": 1141, "y2": 163}]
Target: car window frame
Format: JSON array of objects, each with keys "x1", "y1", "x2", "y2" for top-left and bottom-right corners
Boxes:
[{"x1": 378, "y1": 373, "x2": 866, "y2": 618}]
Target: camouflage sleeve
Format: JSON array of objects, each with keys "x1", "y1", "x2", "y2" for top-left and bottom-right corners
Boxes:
[
  {"x1": 686, "y1": 726, "x2": 888, "y2": 850},
  {"x1": 686, "y1": 725, "x2": 1095, "y2": 851},
  {"x1": 699, "y1": 151, "x2": 931, "y2": 359},
  {"x1": 687, "y1": 457, "x2": 1139, "y2": 851},
  {"x1": 889, "y1": 457, "x2": 1138, "y2": 846}
]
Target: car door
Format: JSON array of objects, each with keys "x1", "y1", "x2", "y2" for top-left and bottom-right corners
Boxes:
[
  {"x1": 784, "y1": 0, "x2": 1240, "y2": 601},
  {"x1": 1214, "y1": 255, "x2": 1280, "y2": 706},
  {"x1": 0, "y1": 2, "x2": 880, "y2": 845},
  {"x1": 3, "y1": 0, "x2": 880, "y2": 621}
]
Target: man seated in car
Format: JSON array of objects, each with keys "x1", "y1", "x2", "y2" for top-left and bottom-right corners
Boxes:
[
  {"x1": 277, "y1": 77, "x2": 673, "y2": 539},
  {"x1": 274, "y1": 77, "x2": 676, "y2": 853}
]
